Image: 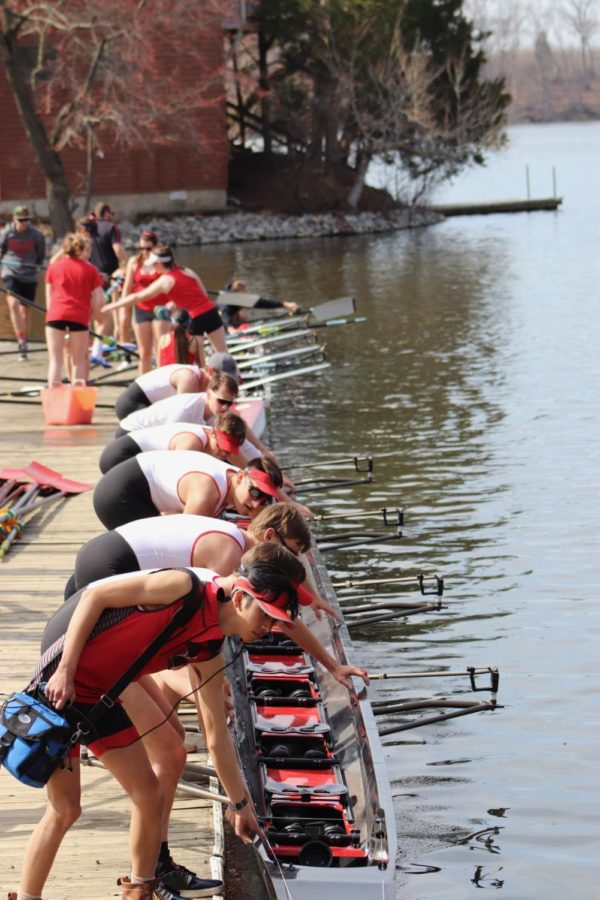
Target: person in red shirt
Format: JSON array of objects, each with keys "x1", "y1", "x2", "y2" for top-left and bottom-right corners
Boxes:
[
  {"x1": 121, "y1": 230, "x2": 172, "y2": 374},
  {"x1": 105, "y1": 244, "x2": 227, "y2": 354},
  {"x1": 44, "y1": 233, "x2": 105, "y2": 387}
]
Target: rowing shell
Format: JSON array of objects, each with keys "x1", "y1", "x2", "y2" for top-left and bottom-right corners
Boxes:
[{"x1": 227, "y1": 541, "x2": 396, "y2": 898}]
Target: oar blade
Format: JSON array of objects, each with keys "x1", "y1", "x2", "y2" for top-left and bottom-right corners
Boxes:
[
  {"x1": 215, "y1": 291, "x2": 262, "y2": 309},
  {"x1": 310, "y1": 296, "x2": 355, "y2": 322}
]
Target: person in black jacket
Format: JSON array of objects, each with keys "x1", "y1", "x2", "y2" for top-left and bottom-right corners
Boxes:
[{"x1": 220, "y1": 279, "x2": 300, "y2": 333}]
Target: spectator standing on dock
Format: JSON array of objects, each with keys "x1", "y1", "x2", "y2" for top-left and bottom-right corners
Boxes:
[
  {"x1": 87, "y1": 203, "x2": 128, "y2": 365},
  {"x1": 0, "y1": 205, "x2": 46, "y2": 360},
  {"x1": 44, "y1": 233, "x2": 105, "y2": 388},
  {"x1": 121, "y1": 229, "x2": 169, "y2": 374},
  {"x1": 105, "y1": 245, "x2": 227, "y2": 354}
]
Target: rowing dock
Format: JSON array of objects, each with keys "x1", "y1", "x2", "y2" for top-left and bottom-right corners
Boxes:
[
  {"x1": 430, "y1": 196, "x2": 562, "y2": 216},
  {"x1": 0, "y1": 342, "x2": 223, "y2": 900}
]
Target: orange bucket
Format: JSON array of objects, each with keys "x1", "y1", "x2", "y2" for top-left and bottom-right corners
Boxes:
[{"x1": 41, "y1": 386, "x2": 98, "y2": 425}]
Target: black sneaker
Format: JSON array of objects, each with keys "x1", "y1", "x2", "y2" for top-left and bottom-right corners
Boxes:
[
  {"x1": 156, "y1": 864, "x2": 223, "y2": 898},
  {"x1": 18, "y1": 340, "x2": 28, "y2": 361}
]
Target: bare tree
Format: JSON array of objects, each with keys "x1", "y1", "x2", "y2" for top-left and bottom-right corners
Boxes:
[
  {"x1": 0, "y1": 0, "x2": 227, "y2": 235},
  {"x1": 560, "y1": 0, "x2": 599, "y2": 78}
]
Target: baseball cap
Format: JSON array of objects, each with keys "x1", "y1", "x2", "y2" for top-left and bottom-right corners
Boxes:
[
  {"x1": 215, "y1": 428, "x2": 243, "y2": 453},
  {"x1": 207, "y1": 352, "x2": 240, "y2": 383},
  {"x1": 13, "y1": 205, "x2": 31, "y2": 220},
  {"x1": 233, "y1": 576, "x2": 297, "y2": 623}
]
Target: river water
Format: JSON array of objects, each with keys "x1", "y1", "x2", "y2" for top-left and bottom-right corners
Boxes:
[{"x1": 178, "y1": 121, "x2": 599, "y2": 898}]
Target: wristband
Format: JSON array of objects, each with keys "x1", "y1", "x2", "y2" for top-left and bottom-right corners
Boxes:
[{"x1": 228, "y1": 797, "x2": 248, "y2": 811}]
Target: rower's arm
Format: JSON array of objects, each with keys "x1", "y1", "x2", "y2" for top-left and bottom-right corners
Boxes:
[
  {"x1": 103, "y1": 274, "x2": 173, "y2": 313},
  {"x1": 191, "y1": 656, "x2": 261, "y2": 842},
  {"x1": 280, "y1": 619, "x2": 368, "y2": 688}
]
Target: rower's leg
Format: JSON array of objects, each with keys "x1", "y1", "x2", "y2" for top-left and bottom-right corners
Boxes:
[
  {"x1": 17, "y1": 757, "x2": 82, "y2": 897},
  {"x1": 45, "y1": 326, "x2": 65, "y2": 387},
  {"x1": 100, "y1": 739, "x2": 165, "y2": 880},
  {"x1": 206, "y1": 325, "x2": 227, "y2": 353},
  {"x1": 120, "y1": 681, "x2": 186, "y2": 841}
]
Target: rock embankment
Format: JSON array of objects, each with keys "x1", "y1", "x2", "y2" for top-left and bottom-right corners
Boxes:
[{"x1": 119, "y1": 208, "x2": 440, "y2": 247}]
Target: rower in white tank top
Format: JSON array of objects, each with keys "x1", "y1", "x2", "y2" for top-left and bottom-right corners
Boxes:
[
  {"x1": 128, "y1": 421, "x2": 261, "y2": 460},
  {"x1": 120, "y1": 392, "x2": 208, "y2": 433},
  {"x1": 115, "y1": 514, "x2": 246, "y2": 570},
  {"x1": 136, "y1": 450, "x2": 238, "y2": 514},
  {"x1": 130, "y1": 421, "x2": 210, "y2": 453},
  {"x1": 135, "y1": 364, "x2": 204, "y2": 403}
]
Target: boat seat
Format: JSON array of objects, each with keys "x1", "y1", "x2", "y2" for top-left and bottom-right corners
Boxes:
[
  {"x1": 245, "y1": 661, "x2": 314, "y2": 676},
  {"x1": 257, "y1": 721, "x2": 330, "y2": 735},
  {"x1": 264, "y1": 779, "x2": 348, "y2": 798}
]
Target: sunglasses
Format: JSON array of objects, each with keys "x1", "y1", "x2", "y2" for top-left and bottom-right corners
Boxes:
[
  {"x1": 246, "y1": 476, "x2": 274, "y2": 506},
  {"x1": 214, "y1": 395, "x2": 235, "y2": 408}
]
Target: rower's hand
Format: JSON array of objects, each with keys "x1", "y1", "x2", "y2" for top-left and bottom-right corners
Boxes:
[
  {"x1": 282, "y1": 474, "x2": 297, "y2": 493},
  {"x1": 225, "y1": 801, "x2": 263, "y2": 844},
  {"x1": 332, "y1": 664, "x2": 369, "y2": 689},
  {"x1": 310, "y1": 594, "x2": 342, "y2": 623},
  {"x1": 44, "y1": 668, "x2": 76, "y2": 710}
]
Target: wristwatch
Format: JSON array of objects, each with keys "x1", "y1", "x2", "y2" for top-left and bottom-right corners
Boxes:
[{"x1": 228, "y1": 797, "x2": 249, "y2": 811}]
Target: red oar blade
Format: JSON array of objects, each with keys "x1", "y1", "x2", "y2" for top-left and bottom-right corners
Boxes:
[{"x1": 0, "y1": 461, "x2": 93, "y2": 493}]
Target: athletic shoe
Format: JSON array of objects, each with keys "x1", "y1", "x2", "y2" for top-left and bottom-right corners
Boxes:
[
  {"x1": 18, "y1": 340, "x2": 28, "y2": 361},
  {"x1": 156, "y1": 863, "x2": 223, "y2": 898},
  {"x1": 89, "y1": 353, "x2": 112, "y2": 368}
]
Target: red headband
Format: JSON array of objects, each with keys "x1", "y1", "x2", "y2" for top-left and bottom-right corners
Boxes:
[
  {"x1": 215, "y1": 428, "x2": 243, "y2": 453},
  {"x1": 234, "y1": 576, "x2": 295, "y2": 623},
  {"x1": 246, "y1": 467, "x2": 279, "y2": 499}
]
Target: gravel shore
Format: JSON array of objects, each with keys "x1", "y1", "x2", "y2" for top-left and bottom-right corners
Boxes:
[{"x1": 119, "y1": 207, "x2": 441, "y2": 248}]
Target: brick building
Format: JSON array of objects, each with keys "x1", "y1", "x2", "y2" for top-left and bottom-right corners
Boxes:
[{"x1": 0, "y1": 13, "x2": 237, "y2": 222}]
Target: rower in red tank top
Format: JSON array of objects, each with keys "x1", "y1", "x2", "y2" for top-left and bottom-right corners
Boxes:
[
  {"x1": 121, "y1": 230, "x2": 168, "y2": 374},
  {"x1": 105, "y1": 243, "x2": 227, "y2": 354}
]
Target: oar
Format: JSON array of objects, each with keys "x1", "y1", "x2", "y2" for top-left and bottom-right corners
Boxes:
[
  {"x1": 234, "y1": 297, "x2": 356, "y2": 331},
  {"x1": 240, "y1": 360, "x2": 330, "y2": 392},
  {"x1": 0, "y1": 285, "x2": 140, "y2": 359},
  {"x1": 228, "y1": 328, "x2": 317, "y2": 354},
  {"x1": 378, "y1": 702, "x2": 500, "y2": 737},
  {"x1": 369, "y1": 667, "x2": 498, "y2": 683},
  {"x1": 283, "y1": 455, "x2": 373, "y2": 471},
  {"x1": 332, "y1": 574, "x2": 440, "y2": 590},
  {"x1": 345, "y1": 605, "x2": 442, "y2": 627},
  {"x1": 313, "y1": 507, "x2": 403, "y2": 526},
  {"x1": 236, "y1": 344, "x2": 326, "y2": 370}
]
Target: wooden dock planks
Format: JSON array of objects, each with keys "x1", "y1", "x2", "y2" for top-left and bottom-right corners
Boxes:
[{"x1": 0, "y1": 342, "x2": 221, "y2": 899}]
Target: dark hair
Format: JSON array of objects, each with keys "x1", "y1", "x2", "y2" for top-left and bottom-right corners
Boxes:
[
  {"x1": 214, "y1": 411, "x2": 246, "y2": 444},
  {"x1": 172, "y1": 309, "x2": 192, "y2": 363},
  {"x1": 247, "y1": 502, "x2": 311, "y2": 552},
  {"x1": 135, "y1": 230, "x2": 159, "y2": 266},
  {"x1": 208, "y1": 371, "x2": 239, "y2": 397},
  {"x1": 153, "y1": 243, "x2": 175, "y2": 269},
  {"x1": 238, "y1": 543, "x2": 306, "y2": 620},
  {"x1": 94, "y1": 202, "x2": 113, "y2": 218},
  {"x1": 247, "y1": 456, "x2": 283, "y2": 490},
  {"x1": 77, "y1": 215, "x2": 98, "y2": 237}
]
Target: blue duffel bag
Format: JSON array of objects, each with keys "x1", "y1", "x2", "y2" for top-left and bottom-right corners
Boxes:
[{"x1": 0, "y1": 689, "x2": 78, "y2": 788}]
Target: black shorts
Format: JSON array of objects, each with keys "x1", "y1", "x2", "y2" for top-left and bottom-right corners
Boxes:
[
  {"x1": 99, "y1": 434, "x2": 140, "y2": 474},
  {"x1": 71, "y1": 530, "x2": 140, "y2": 595},
  {"x1": 93, "y1": 457, "x2": 159, "y2": 530},
  {"x1": 66, "y1": 700, "x2": 139, "y2": 759},
  {"x1": 3, "y1": 276, "x2": 37, "y2": 303},
  {"x1": 46, "y1": 320, "x2": 88, "y2": 332},
  {"x1": 189, "y1": 306, "x2": 223, "y2": 336},
  {"x1": 134, "y1": 306, "x2": 156, "y2": 324},
  {"x1": 115, "y1": 382, "x2": 150, "y2": 420}
]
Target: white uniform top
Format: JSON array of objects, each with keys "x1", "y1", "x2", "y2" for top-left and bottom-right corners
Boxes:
[
  {"x1": 136, "y1": 364, "x2": 204, "y2": 403},
  {"x1": 130, "y1": 421, "x2": 260, "y2": 460},
  {"x1": 120, "y1": 393, "x2": 208, "y2": 433},
  {"x1": 136, "y1": 450, "x2": 239, "y2": 514},
  {"x1": 115, "y1": 514, "x2": 245, "y2": 570},
  {"x1": 130, "y1": 422, "x2": 209, "y2": 453}
]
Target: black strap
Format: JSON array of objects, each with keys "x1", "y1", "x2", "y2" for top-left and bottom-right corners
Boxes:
[{"x1": 84, "y1": 570, "x2": 203, "y2": 725}]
